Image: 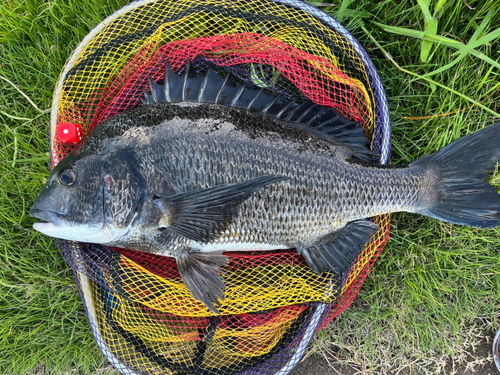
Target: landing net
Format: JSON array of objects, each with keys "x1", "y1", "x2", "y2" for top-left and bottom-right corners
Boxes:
[{"x1": 50, "y1": 1, "x2": 391, "y2": 373}]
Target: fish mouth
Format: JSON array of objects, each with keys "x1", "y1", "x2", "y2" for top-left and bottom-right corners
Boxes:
[{"x1": 29, "y1": 208, "x2": 65, "y2": 226}]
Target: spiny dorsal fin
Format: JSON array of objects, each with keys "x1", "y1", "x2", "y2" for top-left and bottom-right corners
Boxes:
[
  {"x1": 143, "y1": 61, "x2": 373, "y2": 160},
  {"x1": 183, "y1": 62, "x2": 206, "y2": 101}
]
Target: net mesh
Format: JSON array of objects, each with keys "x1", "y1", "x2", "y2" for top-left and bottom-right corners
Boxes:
[{"x1": 50, "y1": 0, "x2": 391, "y2": 373}]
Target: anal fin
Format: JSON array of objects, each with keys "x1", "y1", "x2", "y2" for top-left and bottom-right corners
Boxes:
[
  {"x1": 177, "y1": 251, "x2": 229, "y2": 314},
  {"x1": 298, "y1": 221, "x2": 379, "y2": 276}
]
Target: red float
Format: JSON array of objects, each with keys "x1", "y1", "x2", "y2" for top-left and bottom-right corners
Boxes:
[{"x1": 56, "y1": 122, "x2": 82, "y2": 144}]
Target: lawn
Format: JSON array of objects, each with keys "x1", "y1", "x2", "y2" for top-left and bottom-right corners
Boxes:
[{"x1": 0, "y1": 0, "x2": 499, "y2": 374}]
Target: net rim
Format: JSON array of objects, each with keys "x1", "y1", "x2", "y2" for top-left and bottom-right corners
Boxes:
[
  {"x1": 49, "y1": 1, "x2": 392, "y2": 374},
  {"x1": 74, "y1": 258, "x2": 144, "y2": 375}
]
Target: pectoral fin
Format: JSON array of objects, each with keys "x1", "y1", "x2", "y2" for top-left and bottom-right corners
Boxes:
[
  {"x1": 153, "y1": 175, "x2": 287, "y2": 242},
  {"x1": 298, "y1": 221, "x2": 379, "y2": 275},
  {"x1": 177, "y1": 251, "x2": 229, "y2": 314}
]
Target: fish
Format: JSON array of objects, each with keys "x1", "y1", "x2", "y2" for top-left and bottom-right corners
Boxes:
[{"x1": 30, "y1": 62, "x2": 500, "y2": 313}]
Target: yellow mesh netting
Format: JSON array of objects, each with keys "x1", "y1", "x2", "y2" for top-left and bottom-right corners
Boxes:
[{"x1": 109, "y1": 249, "x2": 338, "y2": 316}]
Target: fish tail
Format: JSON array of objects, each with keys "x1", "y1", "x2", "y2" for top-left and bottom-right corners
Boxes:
[{"x1": 414, "y1": 121, "x2": 500, "y2": 228}]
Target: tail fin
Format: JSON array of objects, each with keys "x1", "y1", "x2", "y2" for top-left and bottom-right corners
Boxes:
[{"x1": 414, "y1": 122, "x2": 500, "y2": 228}]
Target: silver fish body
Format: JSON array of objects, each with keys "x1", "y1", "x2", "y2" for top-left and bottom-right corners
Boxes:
[{"x1": 30, "y1": 63, "x2": 500, "y2": 312}]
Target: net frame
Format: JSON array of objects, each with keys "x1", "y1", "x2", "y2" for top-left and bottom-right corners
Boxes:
[{"x1": 48, "y1": 0, "x2": 392, "y2": 373}]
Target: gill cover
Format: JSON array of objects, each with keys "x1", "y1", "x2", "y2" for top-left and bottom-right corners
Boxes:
[{"x1": 100, "y1": 148, "x2": 148, "y2": 229}]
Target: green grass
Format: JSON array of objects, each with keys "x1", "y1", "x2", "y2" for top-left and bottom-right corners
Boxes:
[
  {"x1": 0, "y1": 1, "x2": 129, "y2": 373},
  {"x1": 0, "y1": 0, "x2": 499, "y2": 374}
]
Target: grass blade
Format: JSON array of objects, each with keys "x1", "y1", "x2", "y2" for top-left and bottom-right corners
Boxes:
[
  {"x1": 421, "y1": 17, "x2": 438, "y2": 62},
  {"x1": 416, "y1": 0, "x2": 433, "y2": 22},
  {"x1": 362, "y1": 24, "x2": 500, "y2": 119},
  {"x1": 423, "y1": 9, "x2": 495, "y2": 77},
  {"x1": 336, "y1": 0, "x2": 353, "y2": 23},
  {"x1": 434, "y1": 0, "x2": 447, "y2": 12},
  {"x1": 374, "y1": 22, "x2": 500, "y2": 70},
  {"x1": 422, "y1": 54, "x2": 465, "y2": 77},
  {"x1": 469, "y1": 9, "x2": 494, "y2": 43},
  {"x1": 454, "y1": 27, "x2": 500, "y2": 56}
]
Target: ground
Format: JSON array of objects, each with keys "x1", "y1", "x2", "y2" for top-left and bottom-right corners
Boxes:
[{"x1": 291, "y1": 331, "x2": 498, "y2": 375}]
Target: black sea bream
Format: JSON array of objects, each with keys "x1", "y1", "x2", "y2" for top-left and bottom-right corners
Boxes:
[{"x1": 30, "y1": 63, "x2": 500, "y2": 312}]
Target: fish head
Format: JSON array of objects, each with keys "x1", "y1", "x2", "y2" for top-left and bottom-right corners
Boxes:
[{"x1": 30, "y1": 154, "x2": 108, "y2": 243}]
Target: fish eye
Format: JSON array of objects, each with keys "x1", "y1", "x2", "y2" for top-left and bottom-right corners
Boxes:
[{"x1": 58, "y1": 168, "x2": 77, "y2": 186}]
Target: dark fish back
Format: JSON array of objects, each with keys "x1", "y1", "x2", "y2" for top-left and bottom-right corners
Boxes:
[{"x1": 78, "y1": 62, "x2": 374, "y2": 162}]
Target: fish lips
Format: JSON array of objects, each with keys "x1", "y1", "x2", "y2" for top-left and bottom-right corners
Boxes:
[
  {"x1": 30, "y1": 207, "x2": 106, "y2": 242},
  {"x1": 30, "y1": 208, "x2": 64, "y2": 224},
  {"x1": 30, "y1": 208, "x2": 66, "y2": 232}
]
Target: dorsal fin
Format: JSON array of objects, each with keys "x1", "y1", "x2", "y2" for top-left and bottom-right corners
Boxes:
[
  {"x1": 143, "y1": 61, "x2": 374, "y2": 160},
  {"x1": 183, "y1": 62, "x2": 205, "y2": 101}
]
